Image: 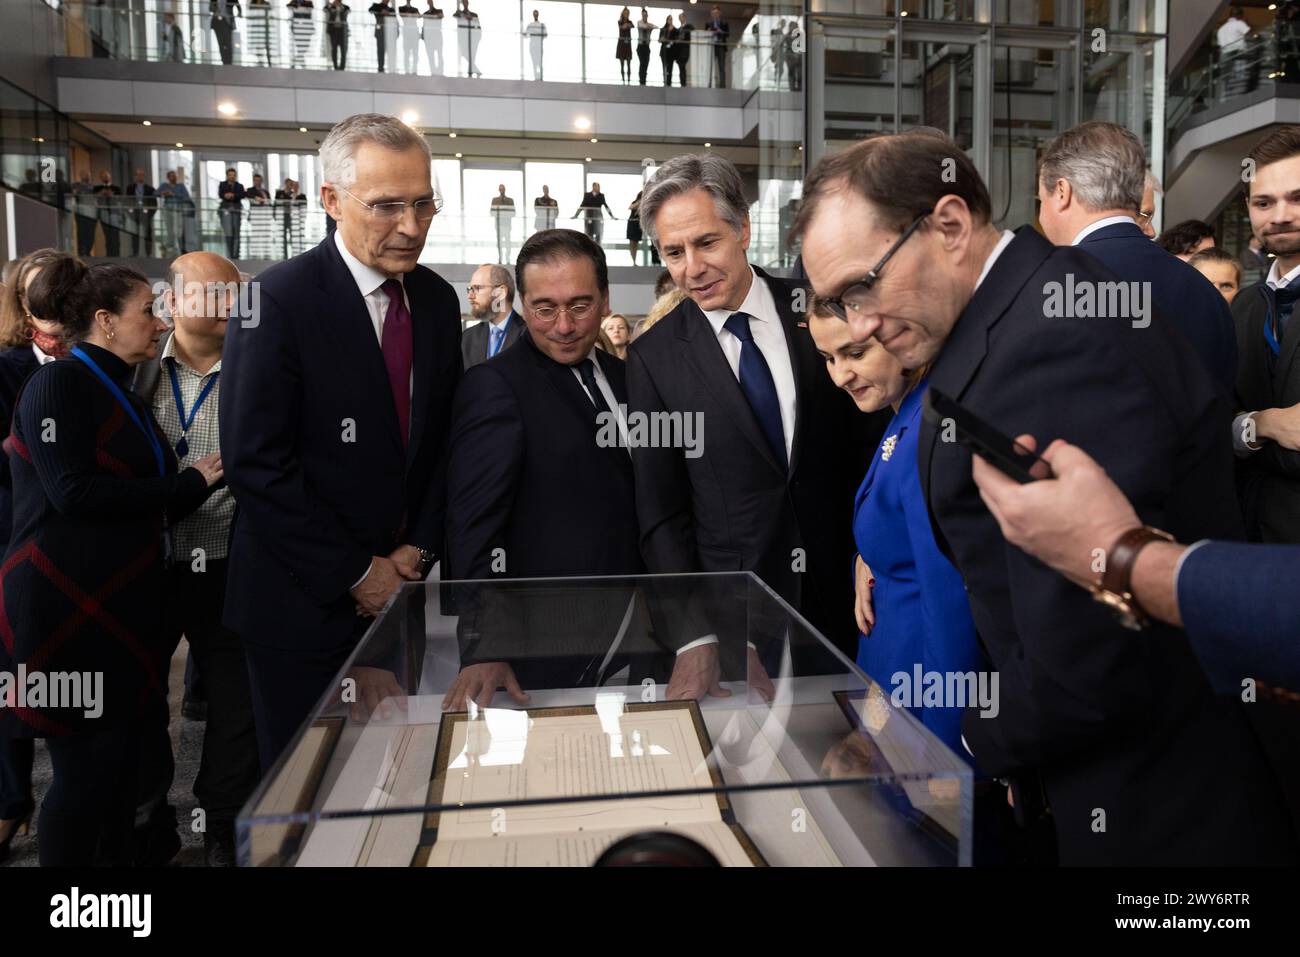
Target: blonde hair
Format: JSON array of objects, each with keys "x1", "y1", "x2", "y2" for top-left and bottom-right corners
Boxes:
[{"x1": 632, "y1": 287, "x2": 687, "y2": 341}]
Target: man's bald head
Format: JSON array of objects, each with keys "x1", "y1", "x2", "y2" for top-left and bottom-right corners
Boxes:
[{"x1": 166, "y1": 251, "x2": 240, "y2": 348}]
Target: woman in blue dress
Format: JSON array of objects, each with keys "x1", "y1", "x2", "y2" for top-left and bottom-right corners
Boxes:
[{"x1": 808, "y1": 308, "x2": 981, "y2": 760}]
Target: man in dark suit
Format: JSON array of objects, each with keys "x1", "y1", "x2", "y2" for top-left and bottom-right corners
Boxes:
[
  {"x1": 794, "y1": 129, "x2": 1297, "y2": 865},
  {"x1": 124, "y1": 168, "x2": 158, "y2": 258},
  {"x1": 629, "y1": 154, "x2": 883, "y2": 699},
  {"x1": 1233, "y1": 125, "x2": 1300, "y2": 544},
  {"x1": 221, "y1": 113, "x2": 461, "y2": 768},
  {"x1": 573, "y1": 183, "x2": 615, "y2": 246},
  {"x1": 217, "y1": 168, "x2": 245, "y2": 260},
  {"x1": 1036, "y1": 121, "x2": 1237, "y2": 396},
  {"x1": 461, "y1": 263, "x2": 523, "y2": 368},
  {"x1": 444, "y1": 229, "x2": 648, "y2": 707}
]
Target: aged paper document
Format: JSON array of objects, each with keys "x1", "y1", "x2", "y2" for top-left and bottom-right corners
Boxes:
[{"x1": 423, "y1": 701, "x2": 760, "y2": 866}]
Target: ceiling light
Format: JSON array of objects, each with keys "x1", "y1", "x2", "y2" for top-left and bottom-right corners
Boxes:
[
  {"x1": 590, "y1": 137, "x2": 598, "y2": 143},
  {"x1": 454, "y1": 152, "x2": 463, "y2": 158},
  {"x1": 298, "y1": 126, "x2": 308, "y2": 133},
  {"x1": 401, "y1": 110, "x2": 419, "y2": 125},
  {"x1": 574, "y1": 116, "x2": 592, "y2": 131},
  {"x1": 217, "y1": 101, "x2": 238, "y2": 116},
  {"x1": 449, "y1": 132, "x2": 457, "y2": 138},
  {"x1": 175, "y1": 142, "x2": 185, "y2": 148},
  {"x1": 32, "y1": 136, "x2": 44, "y2": 143},
  {"x1": 142, "y1": 120, "x2": 152, "y2": 126},
  {"x1": 585, "y1": 156, "x2": 593, "y2": 162},
  {"x1": 704, "y1": 142, "x2": 711, "y2": 148}
]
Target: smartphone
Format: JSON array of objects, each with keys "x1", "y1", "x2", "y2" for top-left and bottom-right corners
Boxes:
[{"x1": 922, "y1": 387, "x2": 1052, "y2": 484}]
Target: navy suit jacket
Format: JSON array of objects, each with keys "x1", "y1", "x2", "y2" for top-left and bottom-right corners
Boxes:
[
  {"x1": 219, "y1": 236, "x2": 462, "y2": 654},
  {"x1": 1076, "y1": 220, "x2": 1238, "y2": 395},
  {"x1": 460, "y1": 310, "x2": 524, "y2": 369},
  {"x1": 921, "y1": 226, "x2": 1291, "y2": 864},
  {"x1": 0, "y1": 346, "x2": 40, "y2": 546},
  {"x1": 444, "y1": 335, "x2": 647, "y2": 689},
  {"x1": 1179, "y1": 541, "x2": 1300, "y2": 694}
]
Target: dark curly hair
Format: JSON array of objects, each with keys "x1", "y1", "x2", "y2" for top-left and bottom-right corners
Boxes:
[{"x1": 25, "y1": 258, "x2": 149, "y2": 343}]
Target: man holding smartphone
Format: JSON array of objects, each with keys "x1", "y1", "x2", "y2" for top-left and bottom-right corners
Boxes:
[{"x1": 790, "y1": 129, "x2": 1297, "y2": 865}]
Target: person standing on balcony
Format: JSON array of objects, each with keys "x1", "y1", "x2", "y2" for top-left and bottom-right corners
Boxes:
[
  {"x1": 160, "y1": 12, "x2": 186, "y2": 62},
  {"x1": 124, "y1": 169, "x2": 158, "y2": 259},
  {"x1": 616, "y1": 8, "x2": 633, "y2": 84},
  {"x1": 398, "y1": 0, "x2": 421, "y2": 73},
  {"x1": 423, "y1": 2, "x2": 444, "y2": 75},
  {"x1": 370, "y1": 0, "x2": 395, "y2": 72},
  {"x1": 1217, "y1": 6, "x2": 1252, "y2": 96},
  {"x1": 635, "y1": 8, "x2": 652, "y2": 85},
  {"x1": 157, "y1": 171, "x2": 191, "y2": 257},
  {"x1": 209, "y1": 0, "x2": 241, "y2": 66},
  {"x1": 289, "y1": 0, "x2": 315, "y2": 68},
  {"x1": 245, "y1": 173, "x2": 274, "y2": 259},
  {"x1": 706, "y1": 5, "x2": 728, "y2": 88},
  {"x1": 533, "y1": 185, "x2": 558, "y2": 232},
  {"x1": 326, "y1": 0, "x2": 350, "y2": 70},
  {"x1": 94, "y1": 170, "x2": 122, "y2": 258},
  {"x1": 658, "y1": 15, "x2": 676, "y2": 87},
  {"x1": 783, "y1": 19, "x2": 802, "y2": 92},
  {"x1": 674, "y1": 18, "x2": 692, "y2": 87},
  {"x1": 525, "y1": 9, "x2": 546, "y2": 81},
  {"x1": 455, "y1": 0, "x2": 481, "y2": 77},
  {"x1": 218, "y1": 168, "x2": 245, "y2": 260},
  {"x1": 573, "y1": 183, "x2": 615, "y2": 247},
  {"x1": 491, "y1": 185, "x2": 516, "y2": 265}
]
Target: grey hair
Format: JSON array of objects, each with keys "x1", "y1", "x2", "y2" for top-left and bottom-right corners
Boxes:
[
  {"x1": 639, "y1": 153, "x2": 748, "y2": 244},
  {"x1": 1038, "y1": 121, "x2": 1146, "y2": 214},
  {"x1": 1144, "y1": 169, "x2": 1163, "y2": 195},
  {"x1": 319, "y1": 113, "x2": 431, "y2": 189}
]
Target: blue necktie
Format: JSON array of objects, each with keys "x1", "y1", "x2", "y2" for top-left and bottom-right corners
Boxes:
[
  {"x1": 489, "y1": 324, "x2": 505, "y2": 358},
  {"x1": 1261, "y1": 282, "x2": 1300, "y2": 356},
  {"x1": 723, "y1": 311, "x2": 787, "y2": 471}
]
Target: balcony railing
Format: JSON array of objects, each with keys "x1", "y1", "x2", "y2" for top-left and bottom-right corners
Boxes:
[
  {"x1": 53, "y1": 193, "x2": 797, "y2": 269},
  {"x1": 58, "y1": 0, "x2": 800, "y2": 91},
  {"x1": 1170, "y1": 26, "x2": 1299, "y2": 129}
]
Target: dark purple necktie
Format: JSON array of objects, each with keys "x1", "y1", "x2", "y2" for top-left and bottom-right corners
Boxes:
[{"x1": 380, "y1": 278, "x2": 412, "y2": 447}]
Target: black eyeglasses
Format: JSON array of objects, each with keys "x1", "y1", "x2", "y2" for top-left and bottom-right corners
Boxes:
[{"x1": 816, "y1": 213, "x2": 928, "y2": 321}]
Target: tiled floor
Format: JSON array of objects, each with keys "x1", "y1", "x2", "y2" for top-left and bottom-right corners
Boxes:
[{"x1": 4, "y1": 640, "x2": 209, "y2": 867}]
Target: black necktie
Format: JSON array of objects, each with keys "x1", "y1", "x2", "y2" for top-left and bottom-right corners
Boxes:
[{"x1": 577, "y1": 357, "x2": 612, "y2": 417}]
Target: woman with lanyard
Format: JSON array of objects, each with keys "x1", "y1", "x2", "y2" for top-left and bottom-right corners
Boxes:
[{"x1": 0, "y1": 258, "x2": 222, "y2": 865}]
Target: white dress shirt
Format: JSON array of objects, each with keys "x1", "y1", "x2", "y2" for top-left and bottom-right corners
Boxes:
[
  {"x1": 1265, "y1": 258, "x2": 1300, "y2": 290},
  {"x1": 1070, "y1": 215, "x2": 1140, "y2": 247},
  {"x1": 31, "y1": 344, "x2": 56, "y2": 366},
  {"x1": 700, "y1": 265, "x2": 797, "y2": 463},
  {"x1": 1233, "y1": 256, "x2": 1300, "y2": 456},
  {"x1": 974, "y1": 229, "x2": 1016, "y2": 292}
]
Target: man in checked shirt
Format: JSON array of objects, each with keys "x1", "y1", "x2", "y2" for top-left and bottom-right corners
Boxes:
[{"x1": 130, "y1": 251, "x2": 257, "y2": 868}]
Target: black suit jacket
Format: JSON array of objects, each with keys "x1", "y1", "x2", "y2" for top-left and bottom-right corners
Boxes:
[
  {"x1": 1233, "y1": 280, "x2": 1300, "y2": 543},
  {"x1": 1076, "y1": 220, "x2": 1237, "y2": 395},
  {"x1": 460, "y1": 311, "x2": 524, "y2": 369},
  {"x1": 445, "y1": 335, "x2": 646, "y2": 688},
  {"x1": 219, "y1": 235, "x2": 462, "y2": 654},
  {"x1": 921, "y1": 227, "x2": 1293, "y2": 865},
  {"x1": 625, "y1": 266, "x2": 885, "y2": 659},
  {"x1": 0, "y1": 346, "x2": 40, "y2": 547}
]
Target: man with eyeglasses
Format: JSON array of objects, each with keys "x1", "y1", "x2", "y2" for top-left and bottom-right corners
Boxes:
[
  {"x1": 461, "y1": 263, "x2": 523, "y2": 368},
  {"x1": 628, "y1": 153, "x2": 884, "y2": 697},
  {"x1": 443, "y1": 229, "x2": 647, "y2": 709},
  {"x1": 792, "y1": 128, "x2": 1288, "y2": 866},
  {"x1": 220, "y1": 113, "x2": 462, "y2": 768}
]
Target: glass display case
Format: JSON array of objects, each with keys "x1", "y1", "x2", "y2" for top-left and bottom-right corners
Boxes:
[{"x1": 237, "y1": 573, "x2": 974, "y2": 867}]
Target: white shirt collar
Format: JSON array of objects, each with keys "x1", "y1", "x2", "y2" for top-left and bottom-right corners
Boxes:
[
  {"x1": 334, "y1": 229, "x2": 399, "y2": 300},
  {"x1": 702, "y1": 265, "x2": 776, "y2": 335},
  {"x1": 31, "y1": 343, "x2": 55, "y2": 365},
  {"x1": 1070, "y1": 215, "x2": 1140, "y2": 246},
  {"x1": 161, "y1": 330, "x2": 222, "y2": 375},
  {"x1": 489, "y1": 312, "x2": 512, "y2": 332},
  {"x1": 974, "y1": 230, "x2": 1016, "y2": 293},
  {"x1": 1266, "y1": 258, "x2": 1300, "y2": 290}
]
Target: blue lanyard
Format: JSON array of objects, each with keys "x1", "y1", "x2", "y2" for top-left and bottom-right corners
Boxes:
[
  {"x1": 71, "y1": 345, "x2": 166, "y2": 477},
  {"x1": 167, "y1": 360, "x2": 219, "y2": 453}
]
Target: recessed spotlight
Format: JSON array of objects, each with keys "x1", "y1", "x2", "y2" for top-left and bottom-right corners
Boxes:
[
  {"x1": 175, "y1": 142, "x2": 185, "y2": 148},
  {"x1": 448, "y1": 132, "x2": 457, "y2": 138},
  {"x1": 590, "y1": 137, "x2": 598, "y2": 143},
  {"x1": 217, "y1": 101, "x2": 238, "y2": 116},
  {"x1": 797, "y1": 145, "x2": 803, "y2": 151},
  {"x1": 574, "y1": 116, "x2": 592, "y2": 131},
  {"x1": 401, "y1": 110, "x2": 419, "y2": 125},
  {"x1": 142, "y1": 120, "x2": 152, "y2": 126},
  {"x1": 901, "y1": 9, "x2": 908, "y2": 15},
  {"x1": 298, "y1": 126, "x2": 308, "y2": 133},
  {"x1": 704, "y1": 142, "x2": 711, "y2": 148},
  {"x1": 585, "y1": 156, "x2": 592, "y2": 162},
  {"x1": 454, "y1": 151, "x2": 463, "y2": 158},
  {"x1": 32, "y1": 136, "x2": 44, "y2": 143}
]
